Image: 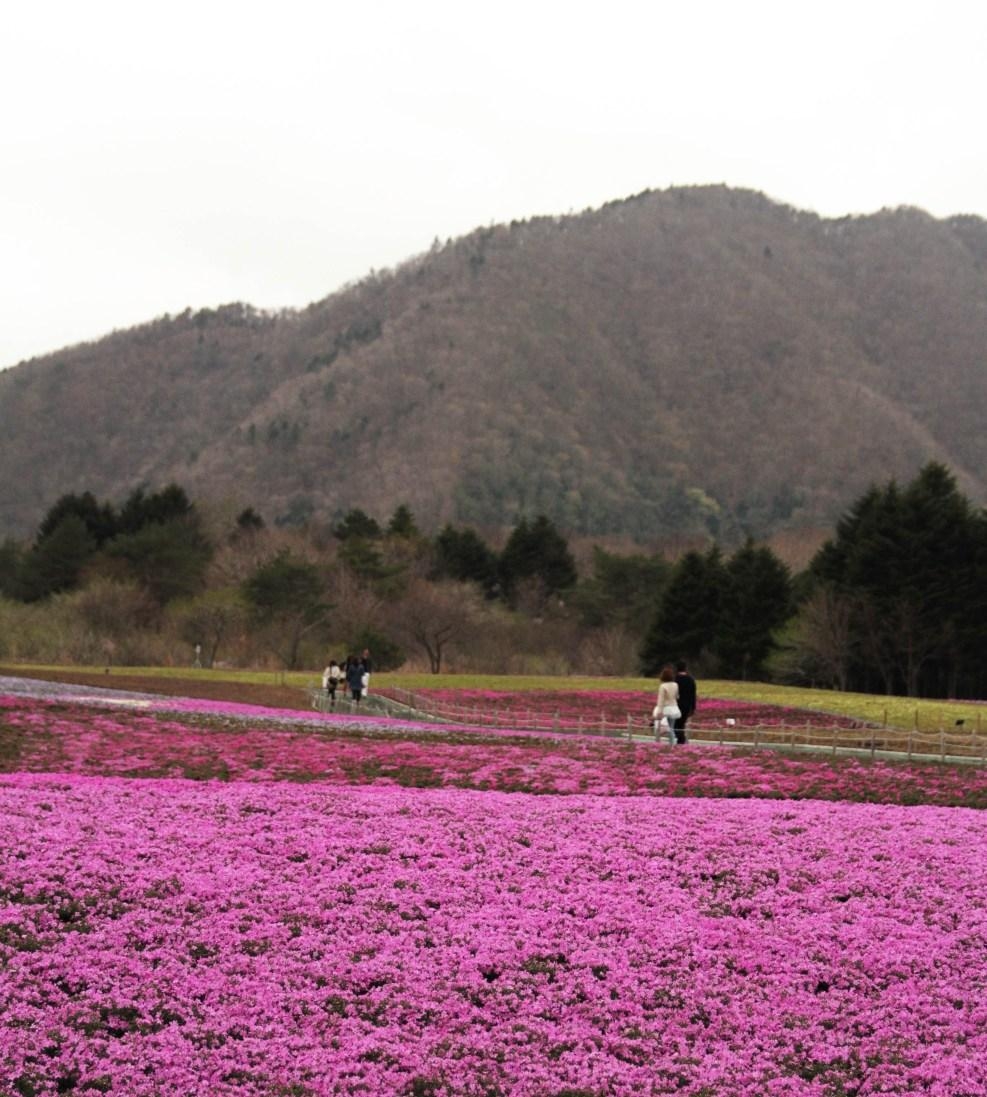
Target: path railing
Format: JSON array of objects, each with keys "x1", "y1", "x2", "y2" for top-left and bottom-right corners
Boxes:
[
  {"x1": 685, "y1": 721, "x2": 986, "y2": 763},
  {"x1": 371, "y1": 686, "x2": 987, "y2": 764}
]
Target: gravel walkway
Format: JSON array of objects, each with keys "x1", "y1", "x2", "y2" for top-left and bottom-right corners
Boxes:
[{"x1": 0, "y1": 675, "x2": 162, "y2": 703}]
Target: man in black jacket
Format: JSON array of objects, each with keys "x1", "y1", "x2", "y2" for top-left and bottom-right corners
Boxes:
[{"x1": 674, "y1": 660, "x2": 697, "y2": 744}]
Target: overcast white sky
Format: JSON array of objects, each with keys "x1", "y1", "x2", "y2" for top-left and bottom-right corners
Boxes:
[{"x1": 3, "y1": 0, "x2": 985, "y2": 370}]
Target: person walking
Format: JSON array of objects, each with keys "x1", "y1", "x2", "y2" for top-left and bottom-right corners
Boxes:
[
  {"x1": 360, "y1": 648, "x2": 373, "y2": 696},
  {"x1": 322, "y1": 659, "x2": 342, "y2": 707},
  {"x1": 674, "y1": 659, "x2": 697, "y2": 744},
  {"x1": 345, "y1": 655, "x2": 365, "y2": 703},
  {"x1": 654, "y1": 664, "x2": 681, "y2": 746}
]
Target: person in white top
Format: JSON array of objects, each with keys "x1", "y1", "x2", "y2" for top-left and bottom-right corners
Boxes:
[
  {"x1": 322, "y1": 659, "x2": 342, "y2": 706},
  {"x1": 653, "y1": 664, "x2": 681, "y2": 745}
]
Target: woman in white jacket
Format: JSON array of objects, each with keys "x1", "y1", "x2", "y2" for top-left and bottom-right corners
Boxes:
[{"x1": 653, "y1": 664, "x2": 681, "y2": 745}]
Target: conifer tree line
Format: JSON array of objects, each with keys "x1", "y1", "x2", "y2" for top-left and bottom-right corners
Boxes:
[
  {"x1": 0, "y1": 463, "x2": 983, "y2": 696},
  {"x1": 799, "y1": 463, "x2": 987, "y2": 699}
]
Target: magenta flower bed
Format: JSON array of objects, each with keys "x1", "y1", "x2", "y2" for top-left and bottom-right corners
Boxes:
[
  {"x1": 3, "y1": 694, "x2": 987, "y2": 807},
  {"x1": 407, "y1": 688, "x2": 865, "y2": 728},
  {"x1": 1, "y1": 777, "x2": 986, "y2": 1097},
  {"x1": 3, "y1": 687, "x2": 987, "y2": 1095}
]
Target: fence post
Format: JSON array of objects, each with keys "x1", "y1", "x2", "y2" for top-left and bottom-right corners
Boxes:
[
  {"x1": 718, "y1": 724, "x2": 724, "y2": 747},
  {"x1": 940, "y1": 729, "x2": 945, "y2": 763},
  {"x1": 554, "y1": 711, "x2": 559, "y2": 732},
  {"x1": 832, "y1": 726, "x2": 837, "y2": 756},
  {"x1": 626, "y1": 715, "x2": 632, "y2": 740},
  {"x1": 870, "y1": 734, "x2": 875, "y2": 761},
  {"x1": 754, "y1": 726, "x2": 760, "y2": 749}
]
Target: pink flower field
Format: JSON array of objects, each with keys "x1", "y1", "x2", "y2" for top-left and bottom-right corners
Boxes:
[
  {"x1": 3, "y1": 694, "x2": 987, "y2": 806},
  {"x1": 2, "y1": 683, "x2": 987, "y2": 1096},
  {"x1": 402, "y1": 688, "x2": 866, "y2": 729}
]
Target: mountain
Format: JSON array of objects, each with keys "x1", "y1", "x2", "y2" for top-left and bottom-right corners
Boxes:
[{"x1": 3, "y1": 185, "x2": 987, "y2": 542}]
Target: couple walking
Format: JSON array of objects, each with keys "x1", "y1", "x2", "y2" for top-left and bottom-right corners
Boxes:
[
  {"x1": 322, "y1": 648, "x2": 373, "y2": 705},
  {"x1": 653, "y1": 660, "x2": 697, "y2": 745}
]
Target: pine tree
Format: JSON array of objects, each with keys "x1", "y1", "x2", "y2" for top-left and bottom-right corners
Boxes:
[
  {"x1": 386, "y1": 504, "x2": 419, "y2": 539},
  {"x1": 806, "y1": 462, "x2": 987, "y2": 697},
  {"x1": 432, "y1": 525, "x2": 499, "y2": 596},
  {"x1": 713, "y1": 541, "x2": 792, "y2": 680},
  {"x1": 498, "y1": 515, "x2": 577, "y2": 602},
  {"x1": 20, "y1": 515, "x2": 97, "y2": 601},
  {"x1": 242, "y1": 553, "x2": 329, "y2": 669},
  {"x1": 37, "y1": 491, "x2": 117, "y2": 547},
  {"x1": 638, "y1": 547, "x2": 725, "y2": 675},
  {"x1": 574, "y1": 547, "x2": 670, "y2": 630}
]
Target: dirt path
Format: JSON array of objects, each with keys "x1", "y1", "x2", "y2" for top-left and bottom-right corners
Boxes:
[{"x1": 0, "y1": 666, "x2": 310, "y2": 711}]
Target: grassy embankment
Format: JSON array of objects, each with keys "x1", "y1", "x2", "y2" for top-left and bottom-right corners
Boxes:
[{"x1": 1, "y1": 663, "x2": 984, "y2": 734}]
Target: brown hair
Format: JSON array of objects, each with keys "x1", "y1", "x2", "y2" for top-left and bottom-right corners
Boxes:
[{"x1": 659, "y1": 664, "x2": 675, "y2": 683}]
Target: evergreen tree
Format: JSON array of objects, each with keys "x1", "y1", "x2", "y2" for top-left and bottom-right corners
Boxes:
[
  {"x1": 333, "y1": 508, "x2": 402, "y2": 588},
  {"x1": 117, "y1": 484, "x2": 193, "y2": 535},
  {"x1": 333, "y1": 509, "x2": 382, "y2": 541},
  {"x1": 242, "y1": 552, "x2": 329, "y2": 668},
  {"x1": 810, "y1": 481, "x2": 905, "y2": 693},
  {"x1": 892, "y1": 465, "x2": 967, "y2": 695},
  {"x1": 713, "y1": 540, "x2": 792, "y2": 679},
  {"x1": 432, "y1": 525, "x2": 499, "y2": 596},
  {"x1": 498, "y1": 515, "x2": 577, "y2": 601},
  {"x1": 346, "y1": 627, "x2": 404, "y2": 671},
  {"x1": 0, "y1": 539, "x2": 26, "y2": 599},
  {"x1": 386, "y1": 504, "x2": 418, "y2": 539},
  {"x1": 575, "y1": 547, "x2": 670, "y2": 630},
  {"x1": 19, "y1": 515, "x2": 97, "y2": 601},
  {"x1": 235, "y1": 507, "x2": 265, "y2": 533},
  {"x1": 806, "y1": 462, "x2": 987, "y2": 697},
  {"x1": 36, "y1": 491, "x2": 117, "y2": 547},
  {"x1": 105, "y1": 517, "x2": 213, "y2": 606},
  {"x1": 338, "y1": 538, "x2": 387, "y2": 582},
  {"x1": 639, "y1": 547, "x2": 725, "y2": 675}
]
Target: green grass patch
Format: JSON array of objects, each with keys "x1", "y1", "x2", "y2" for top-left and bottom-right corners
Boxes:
[{"x1": 3, "y1": 663, "x2": 984, "y2": 734}]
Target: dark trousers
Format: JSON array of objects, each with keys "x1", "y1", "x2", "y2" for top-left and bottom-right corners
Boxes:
[{"x1": 673, "y1": 715, "x2": 689, "y2": 744}]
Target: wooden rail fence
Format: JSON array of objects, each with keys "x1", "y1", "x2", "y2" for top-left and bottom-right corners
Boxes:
[{"x1": 364, "y1": 686, "x2": 987, "y2": 764}]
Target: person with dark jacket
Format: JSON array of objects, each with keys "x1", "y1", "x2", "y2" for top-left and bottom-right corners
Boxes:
[
  {"x1": 345, "y1": 655, "x2": 365, "y2": 703},
  {"x1": 674, "y1": 660, "x2": 697, "y2": 744},
  {"x1": 360, "y1": 648, "x2": 372, "y2": 696}
]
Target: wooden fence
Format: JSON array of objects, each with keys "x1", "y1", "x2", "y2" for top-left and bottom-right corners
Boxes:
[{"x1": 371, "y1": 686, "x2": 987, "y2": 764}]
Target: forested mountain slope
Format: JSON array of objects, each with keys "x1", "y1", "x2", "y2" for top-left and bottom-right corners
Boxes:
[{"x1": 3, "y1": 185, "x2": 987, "y2": 540}]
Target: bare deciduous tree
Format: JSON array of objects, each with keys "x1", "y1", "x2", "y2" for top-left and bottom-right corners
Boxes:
[
  {"x1": 793, "y1": 586, "x2": 855, "y2": 691},
  {"x1": 326, "y1": 567, "x2": 386, "y2": 648},
  {"x1": 390, "y1": 580, "x2": 480, "y2": 674},
  {"x1": 171, "y1": 587, "x2": 248, "y2": 668}
]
